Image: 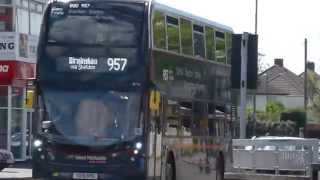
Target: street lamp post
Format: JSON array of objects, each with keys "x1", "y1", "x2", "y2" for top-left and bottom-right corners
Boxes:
[
  {"x1": 255, "y1": 0, "x2": 258, "y2": 34},
  {"x1": 28, "y1": 0, "x2": 30, "y2": 34},
  {"x1": 252, "y1": 0, "x2": 258, "y2": 136},
  {"x1": 304, "y1": 38, "x2": 307, "y2": 135}
]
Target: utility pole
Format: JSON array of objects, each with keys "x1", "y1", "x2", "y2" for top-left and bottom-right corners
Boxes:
[
  {"x1": 240, "y1": 33, "x2": 249, "y2": 139},
  {"x1": 28, "y1": 0, "x2": 31, "y2": 34},
  {"x1": 255, "y1": 0, "x2": 258, "y2": 34},
  {"x1": 252, "y1": 0, "x2": 258, "y2": 136},
  {"x1": 304, "y1": 39, "x2": 308, "y2": 123}
]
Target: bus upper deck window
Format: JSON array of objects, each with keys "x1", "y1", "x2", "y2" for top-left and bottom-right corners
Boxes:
[
  {"x1": 215, "y1": 31, "x2": 226, "y2": 64},
  {"x1": 193, "y1": 24, "x2": 205, "y2": 59},
  {"x1": 166, "y1": 16, "x2": 180, "y2": 53},
  {"x1": 180, "y1": 18, "x2": 193, "y2": 55},
  {"x1": 153, "y1": 11, "x2": 166, "y2": 49},
  {"x1": 205, "y1": 26, "x2": 215, "y2": 61}
]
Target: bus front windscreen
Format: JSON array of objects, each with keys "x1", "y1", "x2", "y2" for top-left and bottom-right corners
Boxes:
[
  {"x1": 41, "y1": 1, "x2": 145, "y2": 76},
  {"x1": 48, "y1": 2, "x2": 143, "y2": 47},
  {"x1": 41, "y1": 88, "x2": 142, "y2": 146}
]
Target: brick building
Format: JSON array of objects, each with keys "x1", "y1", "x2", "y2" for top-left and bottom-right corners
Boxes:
[{"x1": 0, "y1": 0, "x2": 46, "y2": 161}]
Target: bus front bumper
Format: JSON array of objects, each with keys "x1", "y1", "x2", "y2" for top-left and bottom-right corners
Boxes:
[{"x1": 36, "y1": 161, "x2": 146, "y2": 180}]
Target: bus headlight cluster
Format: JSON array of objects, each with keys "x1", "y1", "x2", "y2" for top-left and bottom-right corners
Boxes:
[
  {"x1": 33, "y1": 139, "x2": 43, "y2": 147},
  {"x1": 135, "y1": 142, "x2": 142, "y2": 150}
]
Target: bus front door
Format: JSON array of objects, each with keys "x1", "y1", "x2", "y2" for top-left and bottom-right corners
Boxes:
[{"x1": 147, "y1": 91, "x2": 163, "y2": 180}]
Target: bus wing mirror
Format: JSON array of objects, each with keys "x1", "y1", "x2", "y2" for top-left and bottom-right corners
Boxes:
[{"x1": 42, "y1": 120, "x2": 51, "y2": 130}]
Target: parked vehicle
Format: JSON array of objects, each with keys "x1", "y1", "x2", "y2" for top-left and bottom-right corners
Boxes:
[
  {"x1": 250, "y1": 136, "x2": 306, "y2": 151},
  {"x1": 0, "y1": 149, "x2": 14, "y2": 171},
  {"x1": 233, "y1": 136, "x2": 319, "y2": 176}
]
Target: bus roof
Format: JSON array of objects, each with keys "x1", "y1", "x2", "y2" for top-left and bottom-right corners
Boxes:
[{"x1": 152, "y1": 0, "x2": 233, "y2": 33}]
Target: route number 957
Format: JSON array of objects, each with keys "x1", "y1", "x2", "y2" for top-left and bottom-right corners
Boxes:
[{"x1": 107, "y1": 58, "x2": 127, "y2": 71}]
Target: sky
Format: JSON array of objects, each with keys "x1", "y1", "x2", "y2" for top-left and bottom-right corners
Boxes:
[{"x1": 156, "y1": 0, "x2": 320, "y2": 75}]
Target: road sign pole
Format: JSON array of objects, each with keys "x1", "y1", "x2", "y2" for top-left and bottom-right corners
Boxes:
[{"x1": 240, "y1": 33, "x2": 249, "y2": 139}]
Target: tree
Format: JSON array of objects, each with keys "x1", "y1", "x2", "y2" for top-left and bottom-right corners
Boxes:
[
  {"x1": 246, "y1": 119, "x2": 297, "y2": 138},
  {"x1": 257, "y1": 52, "x2": 269, "y2": 73},
  {"x1": 281, "y1": 108, "x2": 306, "y2": 132},
  {"x1": 307, "y1": 70, "x2": 320, "y2": 122},
  {"x1": 265, "y1": 101, "x2": 285, "y2": 121}
]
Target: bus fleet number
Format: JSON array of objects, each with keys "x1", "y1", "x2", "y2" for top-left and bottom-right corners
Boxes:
[{"x1": 107, "y1": 58, "x2": 127, "y2": 71}]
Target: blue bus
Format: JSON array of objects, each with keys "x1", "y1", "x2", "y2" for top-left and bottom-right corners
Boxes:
[{"x1": 32, "y1": 0, "x2": 233, "y2": 179}]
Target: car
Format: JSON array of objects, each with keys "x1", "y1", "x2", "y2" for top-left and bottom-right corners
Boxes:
[
  {"x1": 252, "y1": 136, "x2": 305, "y2": 141},
  {"x1": 0, "y1": 149, "x2": 14, "y2": 171},
  {"x1": 244, "y1": 136, "x2": 307, "y2": 151}
]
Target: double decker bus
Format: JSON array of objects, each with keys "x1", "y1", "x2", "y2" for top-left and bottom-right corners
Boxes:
[{"x1": 32, "y1": 0, "x2": 233, "y2": 179}]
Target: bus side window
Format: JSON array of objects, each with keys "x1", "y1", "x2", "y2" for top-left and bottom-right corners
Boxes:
[
  {"x1": 37, "y1": 95, "x2": 49, "y2": 132},
  {"x1": 220, "y1": 119, "x2": 225, "y2": 138},
  {"x1": 179, "y1": 101, "x2": 192, "y2": 136},
  {"x1": 215, "y1": 76, "x2": 223, "y2": 101},
  {"x1": 153, "y1": 11, "x2": 166, "y2": 49},
  {"x1": 226, "y1": 32, "x2": 232, "y2": 64},
  {"x1": 180, "y1": 18, "x2": 193, "y2": 55},
  {"x1": 166, "y1": 16, "x2": 180, "y2": 53},
  {"x1": 208, "y1": 104, "x2": 216, "y2": 136},
  {"x1": 191, "y1": 101, "x2": 208, "y2": 136},
  {"x1": 165, "y1": 99, "x2": 181, "y2": 136},
  {"x1": 193, "y1": 24, "x2": 205, "y2": 59},
  {"x1": 164, "y1": 99, "x2": 192, "y2": 137},
  {"x1": 215, "y1": 31, "x2": 226, "y2": 63},
  {"x1": 205, "y1": 26, "x2": 215, "y2": 61}
]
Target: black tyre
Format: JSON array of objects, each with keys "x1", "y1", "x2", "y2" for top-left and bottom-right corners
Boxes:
[
  {"x1": 32, "y1": 161, "x2": 48, "y2": 179},
  {"x1": 165, "y1": 160, "x2": 174, "y2": 180},
  {"x1": 165, "y1": 153, "x2": 176, "y2": 180},
  {"x1": 216, "y1": 155, "x2": 225, "y2": 180}
]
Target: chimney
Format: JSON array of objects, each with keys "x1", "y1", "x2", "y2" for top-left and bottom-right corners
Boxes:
[
  {"x1": 274, "y1": 58, "x2": 284, "y2": 67},
  {"x1": 307, "y1": 62, "x2": 315, "y2": 71}
]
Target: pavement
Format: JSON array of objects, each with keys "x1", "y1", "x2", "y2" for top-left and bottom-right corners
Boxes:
[
  {"x1": 224, "y1": 172, "x2": 310, "y2": 180},
  {"x1": 0, "y1": 161, "x2": 32, "y2": 179},
  {"x1": 0, "y1": 160, "x2": 313, "y2": 180}
]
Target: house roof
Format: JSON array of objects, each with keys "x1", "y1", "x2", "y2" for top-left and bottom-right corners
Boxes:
[{"x1": 257, "y1": 65, "x2": 304, "y2": 96}]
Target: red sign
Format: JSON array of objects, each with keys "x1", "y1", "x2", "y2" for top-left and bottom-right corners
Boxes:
[{"x1": 0, "y1": 61, "x2": 35, "y2": 86}]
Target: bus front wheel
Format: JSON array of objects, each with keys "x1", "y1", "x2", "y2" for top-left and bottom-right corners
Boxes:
[{"x1": 32, "y1": 161, "x2": 48, "y2": 179}]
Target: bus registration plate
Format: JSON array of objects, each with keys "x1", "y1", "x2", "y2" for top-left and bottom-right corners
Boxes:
[{"x1": 72, "y1": 173, "x2": 98, "y2": 179}]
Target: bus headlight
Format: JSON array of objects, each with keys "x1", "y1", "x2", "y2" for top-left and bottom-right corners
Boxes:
[
  {"x1": 134, "y1": 149, "x2": 139, "y2": 155},
  {"x1": 135, "y1": 142, "x2": 142, "y2": 150},
  {"x1": 33, "y1": 139, "x2": 43, "y2": 147}
]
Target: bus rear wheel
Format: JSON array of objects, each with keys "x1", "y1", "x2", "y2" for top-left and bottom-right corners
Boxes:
[
  {"x1": 165, "y1": 160, "x2": 174, "y2": 180},
  {"x1": 32, "y1": 161, "x2": 48, "y2": 179},
  {"x1": 216, "y1": 154, "x2": 225, "y2": 180},
  {"x1": 165, "y1": 153, "x2": 175, "y2": 180}
]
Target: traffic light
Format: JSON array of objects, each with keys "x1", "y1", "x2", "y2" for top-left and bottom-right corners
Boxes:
[{"x1": 231, "y1": 33, "x2": 258, "y2": 89}]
